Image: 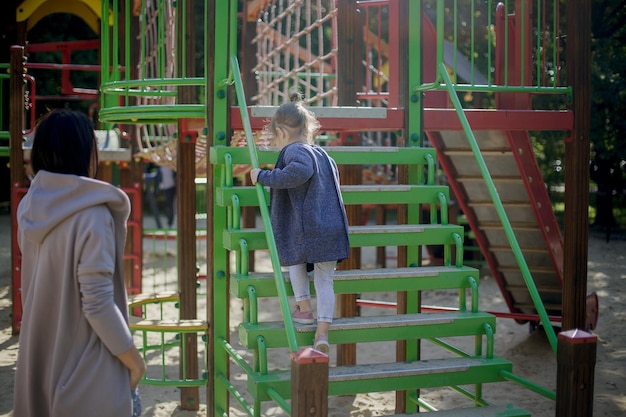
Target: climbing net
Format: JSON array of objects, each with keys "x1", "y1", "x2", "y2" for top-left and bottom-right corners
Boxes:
[
  {"x1": 251, "y1": 0, "x2": 339, "y2": 106},
  {"x1": 133, "y1": 0, "x2": 342, "y2": 173},
  {"x1": 131, "y1": 0, "x2": 186, "y2": 172}
]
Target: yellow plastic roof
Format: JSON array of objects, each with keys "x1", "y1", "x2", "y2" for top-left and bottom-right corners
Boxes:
[{"x1": 16, "y1": 0, "x2": 111, "y2": 34}]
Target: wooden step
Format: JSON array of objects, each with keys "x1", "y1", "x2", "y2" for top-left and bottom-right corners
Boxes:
[
  {"x1": 128, "y1": 291, "x2": 179, "y2": 308},
  {"x1": 130, "y1": 318, "x2": 208, "y2": 332},
  {"x1": 247, "y1": 356, "x2": 513, "y2": 400},
  {"x1": 389, "y1": 404, "x2": 530, "y2": 416},
  {"x1": 230, "y1": 265, "x2": 479, "y2": 298},
  {"x1": 238, "y1": 311, "x2": 496, "y2": 348},
  {"x1": 223, "y1": 224, "x2": 466, "y2": 251}
]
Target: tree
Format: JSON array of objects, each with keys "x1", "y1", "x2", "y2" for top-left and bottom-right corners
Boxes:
[{"x1": 589, "y1": 0, "x2": 626, "y2": 229}]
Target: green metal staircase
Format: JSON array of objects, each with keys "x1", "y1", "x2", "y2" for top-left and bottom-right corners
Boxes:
[{"x1": 210, "y1": 138, "x2": 531, "y2": 416}]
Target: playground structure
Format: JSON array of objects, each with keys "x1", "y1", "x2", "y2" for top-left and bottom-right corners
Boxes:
[{"x1": 6, "y1": 1, "x2": 597, "y2": 416}]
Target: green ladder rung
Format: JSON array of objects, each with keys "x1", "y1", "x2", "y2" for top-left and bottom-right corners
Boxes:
[
  {"x1": 216, "y1": 184, "x2": 449, "y2": 207},
  {"x1": 387, "y1": 404, "x2": 531, "y2": 417},
  {"x1": 223, "y1": 224, "x2": 466, "y2": 251},
  {"x1": 238, "y1": 311, "x2": 496, "y2": 348},
  {"x1": 247, "y1": 356, "x2": 513, "y2": 400},
  {"x1": 210, "y1": 145, "x2": 437, "y2": 166},
  {"x1": 230, "y1": 265, "x2": 479, "y2": 298}
]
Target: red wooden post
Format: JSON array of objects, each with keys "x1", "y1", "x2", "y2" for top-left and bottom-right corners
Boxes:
[
  {"x1": 556, "y1": 329, "x2": 597, "y2": 417},
  {"x1": 10, "y1": 45, "x2": 26, "y2": 335},
  {"x1": 291, "y1": 348, "x2": 329, "y2": 417}
]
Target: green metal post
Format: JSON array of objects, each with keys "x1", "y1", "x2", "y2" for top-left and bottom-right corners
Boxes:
[{"x1": 212, "y1": 1, "x2": 231, "y2": 415}]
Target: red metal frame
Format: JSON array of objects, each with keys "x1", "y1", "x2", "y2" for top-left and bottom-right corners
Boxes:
[
  {"x1": 124, "y1": 183, "x2": 143, "y2": 296},
  {"x1": 356, "y1": 0, "x2": 400, "y2": 107},
  {"x1": 424, "y1": 108, "x2": 573, "y2": 132},
  {"x1": 25, "y1": 40, "x2": 101, "y2": 100},
  {"x1": 230, "y1": 106, "x2": 405, "y2": 132},
  {"x1": 11, "y1": 184, "x2": 28, "y2": 334},
  {"x1": 231, "y1": 106, "x2": 572, "y2": 134},
  {"x1": 506, "y1": 130, "x2": 564, "y2": 283},
  {"x1": 356, "y1": 298, "x2": 562, "y2": 323}
]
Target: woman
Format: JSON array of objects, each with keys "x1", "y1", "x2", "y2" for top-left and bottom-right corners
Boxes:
[{"x1": 13, "y1": 109, "x2": 145, "y2": 417}]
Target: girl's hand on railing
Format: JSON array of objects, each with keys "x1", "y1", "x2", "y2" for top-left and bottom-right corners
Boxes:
[{"x1": 250, "y1": 168, "x2": 261, "y2": 185}]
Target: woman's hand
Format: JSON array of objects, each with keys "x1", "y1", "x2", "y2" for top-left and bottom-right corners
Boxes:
[
  {"x1": 250, "y1": 168, "x2": 261, "y2": 185},
  {"x1": 118, "y1": 346, "x2": 147, "y2": 390},
  {"x1": 129, "y1": 364, "x2": 145, "y2": 390}
]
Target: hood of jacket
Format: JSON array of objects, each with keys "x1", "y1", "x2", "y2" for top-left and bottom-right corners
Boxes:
[{"x1": 18, "y1": 170, "x2": 130, "y2": 244}]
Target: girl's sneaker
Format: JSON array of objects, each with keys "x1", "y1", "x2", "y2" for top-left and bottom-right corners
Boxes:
[
  {"x1": 314, "y1": 335, "x2": 329, "y2": 354},
  {"x1": 292, "y1": 306, "x2": 315, "y2": 324}
]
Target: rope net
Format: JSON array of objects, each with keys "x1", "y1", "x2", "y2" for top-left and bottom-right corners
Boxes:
[
  {"x1": 252, "y1": 0, "x2": 339, "y2": 106},
  {"x1": 131, "y1": 0, "x2": 208, "y2": 176},
  {"x1": 133, "y1": 0, "x2": 395, "y2": 178}
]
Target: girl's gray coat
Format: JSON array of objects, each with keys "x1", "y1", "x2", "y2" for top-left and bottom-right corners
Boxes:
[{"x1": 257, "y1": 142, "x2": 350, "y2": 266}]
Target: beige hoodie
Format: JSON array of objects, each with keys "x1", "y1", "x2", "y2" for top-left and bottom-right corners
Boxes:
[{"x1": 14, "y1": 170, "x2": 134, "y2": 417}]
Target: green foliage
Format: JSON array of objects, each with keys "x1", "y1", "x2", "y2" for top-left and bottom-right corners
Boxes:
[{"x1": 588, "y1": 0, "x2": 626, "y2": 228}]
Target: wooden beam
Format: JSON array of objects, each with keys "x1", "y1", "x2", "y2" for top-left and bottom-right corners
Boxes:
[
  {"x1": 177, "y1": 0, "x2": 199, "y2": 409},
  {"x1": 556, "y1": 330, "x2": 597, "y2": 417},
  {"x1": 335, "y1": 0, "x2": 364, "y2": 368},
  {"x1": 563, "y1": 0, "x2": 591, "y2": 334},
  {"x1": 245, "y1": 0, "x2": 269, "y2": 22},
  {"x1": 558, "y1": 0, "x2": 594, "y2": 414},
  {"x1": 291, "y1": 348, "x2": 329, "y2": 417}
]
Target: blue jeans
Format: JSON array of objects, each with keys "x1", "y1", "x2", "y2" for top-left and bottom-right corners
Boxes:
[{"x1": 131, "y1": 387, "x2": 142, "y2": 417}]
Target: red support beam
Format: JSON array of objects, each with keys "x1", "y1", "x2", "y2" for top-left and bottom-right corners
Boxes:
[{"x1": 231, "y1": 107, "x2": 573, "y2": 133}]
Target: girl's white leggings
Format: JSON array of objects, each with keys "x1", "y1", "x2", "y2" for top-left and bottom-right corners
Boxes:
[{"x1": 287, "y1": 261, "x2": 336, "y2": 323}]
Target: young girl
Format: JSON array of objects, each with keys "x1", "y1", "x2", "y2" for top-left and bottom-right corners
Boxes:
[
  {"x1": 250, "y1": 94, "x2": 350, "y2": 354},
  {"x1": 14, "y1": 110, "x2": 145, "y2": 417}
]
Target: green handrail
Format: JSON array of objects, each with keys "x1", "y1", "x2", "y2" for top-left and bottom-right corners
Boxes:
[
  {"x1": 229, "y1": 55, "x2": 300, "y2": 353},
  {"x1": 439, "y1": 61, "x2": 558, "y2": 353}
]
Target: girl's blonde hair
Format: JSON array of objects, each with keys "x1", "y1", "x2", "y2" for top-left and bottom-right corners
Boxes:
[{"x1": 267, "y1": 89, "x2": 320, "y2": 144}]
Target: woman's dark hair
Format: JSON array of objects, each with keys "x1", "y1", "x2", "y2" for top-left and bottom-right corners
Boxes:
[{"x1": 30, "y1": 109, "x2": 98, "y2": 177}]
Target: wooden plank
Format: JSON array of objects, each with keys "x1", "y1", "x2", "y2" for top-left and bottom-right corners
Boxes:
[
  {"x1": 238, "y1": 312, "x2": 496, "y2": 349},
  {"x1": 130, "y1": 319, "x2": 209, "y2": 332},
  {"x1": 246, "y1": 356, "x2": 513, "y2": 400},
  {"x1": 230, "y1": 265, "x2": 478, "y2": 299}
]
